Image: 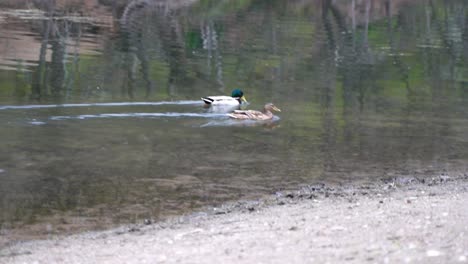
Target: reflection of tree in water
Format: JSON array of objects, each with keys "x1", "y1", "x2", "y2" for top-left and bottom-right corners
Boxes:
[
  {"x1": 318, "y1": 0, "x2": 378, "y2": 175},
  {"x1": 315, "y1": 0, "x2": 468, "y2": 180},
  {"x1": 119, "y1": 0, "x2": 194, "y2": 97},
  {"x1": 201, "y1": 20, "x2": 225, "y2": 92},
  {"x1": 30, "y1": 0, "x2": 83, "y2": 101},
  {"x1": 321, "y1": 0, "x2": 379, "y2": 111},
  {"x1": 119, "y1": 0, "x2": 153, "y2": 98},
  {"x1": 26, "y1": 0, "x2": 198, "y2": 101}
]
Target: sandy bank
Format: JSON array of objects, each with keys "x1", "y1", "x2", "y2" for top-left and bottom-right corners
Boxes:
[{"x1": 1, "y1": 175, "x2": 468, "y2": 263}]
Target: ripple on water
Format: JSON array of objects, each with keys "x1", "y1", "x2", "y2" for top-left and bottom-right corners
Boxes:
[
  {"x1": 200, "y1": 116, "x2": 281, "y2": 127},
  {"x1": 0, "y1": 101, "x2": 203, "y2": 111},
  {"x1": 29, "y1": 121, "x2": 47, "y2": 125},
  {"x1": 50, "y1": 112, "x2": 228, "y2": 120}
]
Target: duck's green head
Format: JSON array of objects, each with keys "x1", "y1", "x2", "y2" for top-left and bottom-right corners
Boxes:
[
  {"x1": 231, "y1": 89, "x2": 243, "y2": 98},
  {"x1": 231, "y1": 89, "x2": 247, "y2": 103}
]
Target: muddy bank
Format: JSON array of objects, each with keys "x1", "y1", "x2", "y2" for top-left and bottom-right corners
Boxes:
[{"x1": 1, "y1": 174, "x2": 468, "y2": 263}]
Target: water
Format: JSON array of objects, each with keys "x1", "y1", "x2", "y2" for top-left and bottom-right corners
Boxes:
[{"x1": 0, "y1": 0, "x2": 467, "y2": 243}]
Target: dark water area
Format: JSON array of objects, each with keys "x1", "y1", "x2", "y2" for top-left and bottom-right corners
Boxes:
[{"x1": 0, "y1": 0, "x2": 467, "y2": 243}]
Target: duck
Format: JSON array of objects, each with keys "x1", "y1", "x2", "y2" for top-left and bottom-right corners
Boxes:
[
  {"x1": 201, "y1": 89, "x2": 247, "y2": 106},
  {"x1": 227, "y1": 103, "x2": 281, "y2": 121}
]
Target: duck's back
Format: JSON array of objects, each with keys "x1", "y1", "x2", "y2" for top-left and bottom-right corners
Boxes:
[{"x1": 202, "y1": 96, "x2": 239, "y2": 105}]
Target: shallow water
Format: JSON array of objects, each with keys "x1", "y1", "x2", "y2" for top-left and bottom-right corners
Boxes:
[{"x1": 0, "y1": 0, "x2": 467, "y2": 242}]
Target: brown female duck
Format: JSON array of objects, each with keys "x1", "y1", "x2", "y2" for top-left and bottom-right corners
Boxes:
[{"x1": 227, "y1": 103, "x2": 281, "y2": 120}]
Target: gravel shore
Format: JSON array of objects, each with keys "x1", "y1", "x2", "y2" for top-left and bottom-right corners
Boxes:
[{"x1": 1, "y1": 175, "x2": 468, "y2": 264}]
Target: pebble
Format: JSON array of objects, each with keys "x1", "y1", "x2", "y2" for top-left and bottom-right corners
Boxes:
[
  {"x1": 408, "y1": 243, "x2": 416, "y2": 249},
  {"x1": 0, "y1": 169, "x2": 4, "y2": 173},
  {"x1": 30, "y1": 121, "x2": 46, "y2": 125},
  {"x1": 330, "y1": 226, "x2": 346, "y2": 231},
  {"x1": 459, "y1": 256, "x2": 467, "y2": 262},
  {"x1": 426, "y1": 250, "x2": 442, "y2": 257}
]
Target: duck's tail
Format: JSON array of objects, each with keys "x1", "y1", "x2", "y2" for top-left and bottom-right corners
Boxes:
[{"x1": 201, "y1": 97, "x2": 214, "y2": 104}]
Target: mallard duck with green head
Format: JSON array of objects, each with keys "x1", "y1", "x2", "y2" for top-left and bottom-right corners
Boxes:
[
  {"x1": 201, "y1": 89, "x2": 247, "y2": 106},
  {"x1": 228, "y1": 103, "x2": 281, "y2": 121}
]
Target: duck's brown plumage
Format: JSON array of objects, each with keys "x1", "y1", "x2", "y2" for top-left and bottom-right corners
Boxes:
[{"x1": 227, "y1": 103, "x2": 281, "y2": 120}]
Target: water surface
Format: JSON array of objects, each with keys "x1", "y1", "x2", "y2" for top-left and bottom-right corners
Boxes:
[{"x1": 0, "y1": 0, "x2": 467, "y2": 244}]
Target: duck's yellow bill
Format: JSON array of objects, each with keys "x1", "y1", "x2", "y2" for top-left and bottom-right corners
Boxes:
[
  {"x1": 273, "y1": 106, "x2": 281, "y2": 112},
  {"x1": 241, "y1": 96, "x2": 247, "y2": 102}
]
